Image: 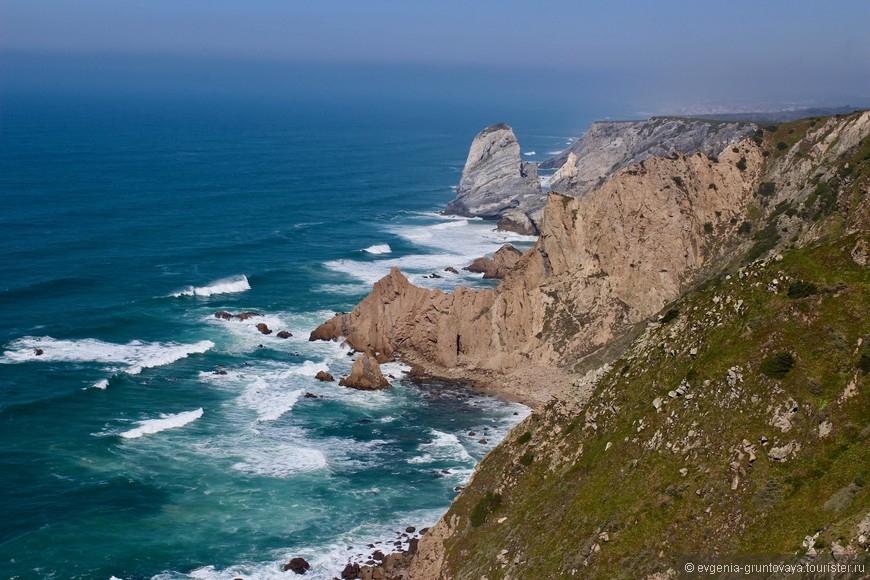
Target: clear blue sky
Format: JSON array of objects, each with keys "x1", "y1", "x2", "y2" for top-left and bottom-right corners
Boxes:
[{"x1": 2, "y1": 0, "x2": 868, "y2": 109}]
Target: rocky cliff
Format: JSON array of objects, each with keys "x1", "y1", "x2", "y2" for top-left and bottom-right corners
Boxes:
[
  {"x1": 312, "y1": 137, "x2": 764, "y2": 405},
  {"x1": 542, "y1": 117, "x2": 757, "y2": 197},
  {"x1": 402, "y1": 110, "x2": 870, "y2": 580},
  {"x1": 444, "y1": 123, "x2": 542, "y2": 234}
]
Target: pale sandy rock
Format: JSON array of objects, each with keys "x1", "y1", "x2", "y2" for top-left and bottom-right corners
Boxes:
[
  {"x1": 339, "y1": 353, "x2": 391, "y2": 390},
  {"x1": 464, "y1": 244, "x2": 523, "y2": 279},
  {"x1": 541, "y1": 117, "x2": 756, "y2": 196},
  {"x1": 312, "y1": 142, "x2": 763, "y2": 403}
]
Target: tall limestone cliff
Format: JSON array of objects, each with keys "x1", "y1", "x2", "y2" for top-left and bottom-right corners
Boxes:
[
  {"x1": 542, "y1": 117, "x2": 757, "y2": 197},
  {"x1": 312, "y1": 139, "x2": 764, "y2": 405},
  {"x1": 443, "y1": 123, "x2": 543, "y2": 235}
]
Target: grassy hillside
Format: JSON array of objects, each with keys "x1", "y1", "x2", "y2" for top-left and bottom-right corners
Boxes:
[{"x1": 427, "y1": 113, "x2": 870, "y2": 579}]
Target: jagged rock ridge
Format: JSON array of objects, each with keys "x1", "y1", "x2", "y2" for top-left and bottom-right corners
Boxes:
[
  {"x1": 542, "y1": 117, "x2": 757, "y2": 196},
  {"x1": 312, "y1": 140, "x2": 764, "y2": 404}
]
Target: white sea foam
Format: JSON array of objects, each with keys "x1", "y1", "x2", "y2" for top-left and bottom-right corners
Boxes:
[
  {"x1": 323, "y1": 216, "x2": 535, "y2": 288},
  {"x1": 176, "y1": 507, "x2": 445, "y2": 580},
  {"x1": 0, "y1": 337, "x2": 214, "y2": 375},
  {"x1": 408, "y1": 429, "x2": 473, "y2": 465},
  {"x1": 523, "y1": 151, "x2": 536, "y2": 156},
  {"x1": 362, "y1": 244, "x2": 392, "y2": 255},
  {"x1": 120, "y1": 408, "x2": 203, "y2": 439},
  {"x1": 92, "y1": 378, "x2": 109, "y2": 390},
  {"x1": 239, "y1": 379, "x2": 305, "y2": 422},
  {"x1": 231, "y1": 439, "x2": 329, "y2": 477},
  {"x1": 547, "y1": 150, "x2": 563, "y2": 155},
  {"x1": 171, "y1": 275, "x2": 250, "y2": 297}
]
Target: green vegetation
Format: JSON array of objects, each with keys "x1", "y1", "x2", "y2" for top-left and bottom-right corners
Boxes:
[
  {"x1": 469, "y1": 492, "x2": 502, "y2": 528},
  {"x1": 736, "y1": 156, "x2": 748, "y2": 171},
  {"x1": 759, "y1": 351, "x2": 796, "y2": 379},
  {"x1": 517, "y1": 431, "x2": 532, "y2": 445},
  {"x1": 704, "y1": 222, "x2": 714, "y2": 234},
  {"x1": 787, "y1": 280, "x2": 817, "y2": 298},
  {"x1": 439, "y1": 233, "x2": 870, "y2": 579},
  {"x1": 757, "y1": 181, "x2": 776, "y2": 196}
]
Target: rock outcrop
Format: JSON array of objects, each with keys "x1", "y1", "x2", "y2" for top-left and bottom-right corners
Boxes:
[
  {"x1": 339, "y1": 353, "x2": 392, "y2": 390},
  {"x1": 541, "y1": 117, "x2": 756, "y2": 197},
  {"x1": 444, "y1": 123, "x2": 542, "y2": 234},
  {"x1": 312, "y1": 140, "x2": 763, "y2": 404},
  {"x1": 464, "y1": 244, "x2": 522, "y2": 279}
]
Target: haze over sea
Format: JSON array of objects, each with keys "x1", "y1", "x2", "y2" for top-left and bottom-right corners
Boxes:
[{"x1": 0, "y1": 62, "x2": 611, "y2": 578}]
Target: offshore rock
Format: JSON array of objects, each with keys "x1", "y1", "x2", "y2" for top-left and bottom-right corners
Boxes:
[
  {"x1": 464, "y1": 244, "x2": 523, "y2": 279},
  {"x1": 444, "y1": 123, "x2": 543, "y2": 229},
  {"x1": 541, "y1": 117, "x2": 756, "y2": 197},
  {"x1": 339, "y1": 353, "x2": 392, "y2": 390}
]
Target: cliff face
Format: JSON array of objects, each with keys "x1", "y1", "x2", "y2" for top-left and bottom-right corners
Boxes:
[
  {"x1": 312, "y1": 140, "x2": 763, "y2": 403},
  {"x1": 444, "y1": 123, "x2": 542, "y2": 234},
  {"x1": 542, "y1": 117, "x2": 757, "y2": 197},
  {"x1": 405, "y1": 110, "x2": 870, "y2": 580}
]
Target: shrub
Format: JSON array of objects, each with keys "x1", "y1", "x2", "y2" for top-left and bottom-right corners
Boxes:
[
  {"x1": 759, "y1": 352, "x2": 796, "y2": 379},
  {"x1": 517, "y1": 431, "x2": 532, "y2": 445},
  {"x1": 704, "y1": 222, "x2": 714, "y2": 234},
  {"x1": 660, "y1": 309, "x2": 679, "y2": 324},
  {"x1": 787, "y1": 280, "x2": 818, "y2": 298},
  {"x1": 777, "y1": 141, "x2": 788, "y2": 151},
  {"x1": 672, "y1": 176, "x2": 685, "y2": 188},
  {"x1": 757, "y1": 182, "x2": 776, "y2": 196},
  {"x1": 736, "y1": 157, "x2": 748, "y2": 171},
  {"x1": 470, "y1": 492, "x2": 502, "y2": 527},
  {"x1": 739, "y1": 221, "x2": 752, "y2": 235},
  {"x1": 519, "y1": 452, "x2": 534, "y2": 466},
  {"x1": 858, "y1": 352, "x2": 870, "y2": 373}
]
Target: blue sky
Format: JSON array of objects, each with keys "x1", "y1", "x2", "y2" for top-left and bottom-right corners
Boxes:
[{"x1": 2, "y1": 0, "x2": 868, "y2": 109}]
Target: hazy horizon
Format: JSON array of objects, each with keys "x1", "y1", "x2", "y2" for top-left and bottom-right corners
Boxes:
[{"x1": 2, "y1": 1, "x2": 870, "y2": 115}]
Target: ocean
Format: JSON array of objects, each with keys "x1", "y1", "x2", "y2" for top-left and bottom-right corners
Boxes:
[{"x1": 0, "y1": 75, "x2": 601, "y2": 579}]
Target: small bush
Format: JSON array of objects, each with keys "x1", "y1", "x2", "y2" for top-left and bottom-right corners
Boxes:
[
  {"x1": 777, "y1": 141, "x2": 788, "y2": 151},
  {"x1": 660, "y1": 309, "x2": 679, "y2": 324},
  {"x1": 672, "y1": 176, "x2": 685, "y2": 188},
  {"x1": 787, "y1": 280, "x2": 818, "y2": 298},
  {"x1": 470, "y1": 492, "x2": 502, "y2": 527},
  {"x1": 519, "y1": 452, "x2": 534, "y2": 466},
  {"x1": 759, "y1": 351, "x2": 796, "y2": 379},
  {"x1": 704, "y1": 222, "x2": 714, "y2": 234},
  {"x1": 736, "y1": 157, "x2": 748, "y2": 171},
  {"x1": 517, "y1": 431, "x2": 532, "y2": 445},
  {"x1": 739, "y1": 221, "x2": 752, "y2": 235},
  {"x1": 757, "y1": 182, "x2": 776, "y2": 196},
  {"x1": 857, "y1": 352, "x2": 870, "y2": 373}
]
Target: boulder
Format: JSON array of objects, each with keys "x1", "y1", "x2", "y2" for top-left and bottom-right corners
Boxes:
[
  {"x1": 315, "y1": 370, "x2": 334, "y2": 382},
  {"x1": 444, "y1": 266, "x2": 459, "y2": 274},
  {"x1": 282, "y1": 557, "x2": 310, "y2": 574},
  {"x1": 276, "y1": 330, "x2": 292, "y2": 339},
  {"x1": 34, "y1": 348, "x2": 44, "y2": 356},
  {"x1": 338, "y1": 353, "x2": 391, "y2": 390},
  {"x1": 341, "y1": 563, "x2": 361, "y2": 579},
  {"x1": 256, "y1": 323, "x2": 272, "y2": 335},
  {"x1": 464, "y1": 244, "x2": 523, "y2": 279},
  {"x1": 214, "y1": 311, "x2": 233, "y2": 320}
]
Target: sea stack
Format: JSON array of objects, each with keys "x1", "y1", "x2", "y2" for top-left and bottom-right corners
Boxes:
[
  {"x1": 339, "y1": 353, "x2": 392, "y2": 390},
  {"x1": 444, "y1": 123, "x2": 543, "y2": 234}
]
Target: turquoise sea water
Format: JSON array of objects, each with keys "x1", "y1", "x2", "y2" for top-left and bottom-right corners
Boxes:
[{"x1": 0, "y1": 85, "x2": 601, "y2": 579}]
